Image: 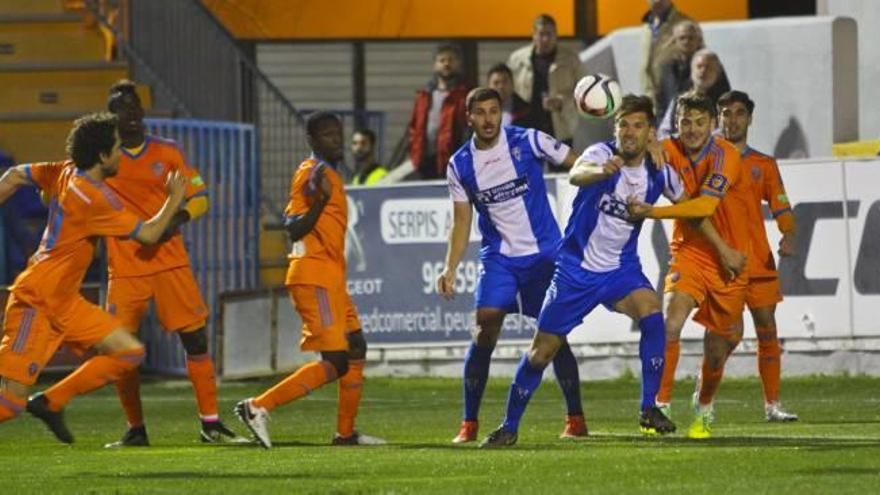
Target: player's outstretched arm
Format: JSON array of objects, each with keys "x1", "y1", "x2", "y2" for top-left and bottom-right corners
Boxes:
[
  {"x1": 569, "y1": 156, "x2": 622, "y2": 187},
  {"x1": 133, "y1": 171, "x2": 188, "y2": 245},
  {"x1": 0, "y1": 166, "x2": 32, "y2": 206},
  {"x1": 437, "y1": 201, "x2": 472, "y2": 300},
  {"x1": 628, "y1": 194, "x2": 720, "y2": 220}
]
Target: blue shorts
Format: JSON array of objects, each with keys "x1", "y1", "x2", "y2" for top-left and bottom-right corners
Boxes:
[
  {"x1": 474, "y1": 252, "x2": 556, "y2": 318},
  {"x1": 537, "y1": 262, "x2": 654, "y2": 335}
]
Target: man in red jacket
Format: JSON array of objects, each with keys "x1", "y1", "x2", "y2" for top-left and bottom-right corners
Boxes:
[{"x1": 407, "y1": 44, "x2": 471, "y2": 179}]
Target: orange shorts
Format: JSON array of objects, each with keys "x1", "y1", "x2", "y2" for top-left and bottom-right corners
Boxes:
[
  {"x1": 746, "y1": 276, "x2": 783, "y2": 310},
  {"x1": 288, "y1": 283, "x2": 361, "y2": 352},
  {"x1": 107, "y1": 267, "x2": 208, "y2": 333},
  {"x1": 0, "y1": 293, "x2": 121, "y2": 385},
  {"x1": 665, "y1": 258, "x2": 747, "y2": 337}
]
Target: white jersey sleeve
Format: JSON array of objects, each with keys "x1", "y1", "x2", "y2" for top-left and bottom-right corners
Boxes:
[
  {"x1": 528, "y1": 129, "x2": 571, "y2": 166},
  {"x1": 661, "y1": 163, "x2": 685, "y2": 202},
  {"x1": 579, "y1": 142, "x2": 615, "y2": 166},
  {"x1": 446, "y1": 161, "x2": 469, "y2": 202}
]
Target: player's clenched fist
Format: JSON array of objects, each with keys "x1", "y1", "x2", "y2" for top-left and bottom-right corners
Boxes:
[
  {"x1": 602, "y1": 156, "x2": 624, "y2": 175},
  {"x1": 436, "y1": 267, "x2": 456, "y2": 300}
]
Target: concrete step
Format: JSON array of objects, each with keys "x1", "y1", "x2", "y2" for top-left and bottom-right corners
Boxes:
[
  {"x1": 0, "y1": 14, "x2": 104, "y2": 63},
  {"x1": 0, "y1": 84, "x2": 151, "y2": 114},
  {"x1": 0, "y1": 0, "x2": 65, "y2": 16},
  {"x1": 0, "y1": 61, "x2": 128, "y2": 88}
]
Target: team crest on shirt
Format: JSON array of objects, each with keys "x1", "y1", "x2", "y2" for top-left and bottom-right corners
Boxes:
[
  {"x1": 28, "y1": 362, "x2": 38, "y2": 376},
  {"x1": 706, "y1": 173, "x2": 728, "y2": 193},
  {"x1": 151, "y1": 162, "x2": 165, "y2": 177},
  {"x1": 512, "y1": 147, "x2": 522, "y2": 161},
  {"x1": 751, "y1": 166, "x2": 762, "y2": 180}
]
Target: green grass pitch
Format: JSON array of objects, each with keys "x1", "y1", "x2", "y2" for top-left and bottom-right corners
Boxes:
[{"x1": 1, "y1": 374, "x2": 878, "y2": 494}]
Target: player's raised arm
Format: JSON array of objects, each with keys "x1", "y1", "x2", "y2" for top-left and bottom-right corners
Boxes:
[
  {"x1": 132, "y1": 171, "x2": 188, "y2": 245},
  {"x1": 0, "y1": 166, "x2": 32, "y2": 205},
  {"x1": 569, "y1": 155, "x2": 623, "y2": 187}
]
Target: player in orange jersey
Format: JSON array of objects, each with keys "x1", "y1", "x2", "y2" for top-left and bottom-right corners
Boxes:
[
  {"x1": 234, "y1": 112, "x2": 385, "y2": 448},
  {"x1": 629, "y1": 90, "x2": 753, "y2": 439},
  {"x1": 0, "y1": 113, "x2": 187, "y2": 443},
  {"x1": 718, "y1": 90, "x2": 798, "y2": 422},
  {"x1": 101, "y1": 80, "x2": 241, "y2": 447}
]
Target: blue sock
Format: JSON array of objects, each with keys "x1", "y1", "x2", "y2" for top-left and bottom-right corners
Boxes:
[
  {"x1": 639, "y1": 312, "x2": 666, "y2": 411},
  {"x1": 462, "y1": 343, "x2": 493, "y2": 421},
  {"x1": 502, "y1": 354, "x2": 546, "y2": 433},
  {"x1": 551, "y1": 341, "x2": 583, "y2": 416}
]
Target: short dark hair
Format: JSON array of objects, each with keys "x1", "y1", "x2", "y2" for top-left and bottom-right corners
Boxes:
[
  {"x1": 465, "y1": 87, "x2": 502, "y2": 113},
  {"x1": 534, "y1": 14, "x2": 557, "y2": 30},
  {"x1": 676, "y1": 90, "x2": 716, "y2": 119},
  {"x1": 434, "y1": 43, "x2": 462, "y2": 60},
  {"x1": 66, "y1": 112, "x2": 118, "y2": 170},
  {"x1": 615, "y1": 94, "x2": 656, "y2": 124},
  {"x1": 353, "y1": 128, "x2": 376, "y2": 146},
  {"x1": 306, "y1": 111, "x2": 342, "y2": 138},
  {"x1": 717, "y1": 90, "x2": 755, "y2": 115},
  {"x1": 107, "y1": 79, "x2": 139, "y2": 112},
  {"x1": 486, "y1": 63, "x2": 513, "y2": 81}
]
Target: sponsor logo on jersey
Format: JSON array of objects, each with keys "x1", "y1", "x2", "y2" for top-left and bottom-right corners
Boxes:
[
  {"x1": 151, "y1": 162, "x2": 165, "y2": 177},
  {"x1": 597, "y1": 192, "x2": 630, "y2": 220},
  {"x1": 475, "y1": 176, "x2": 529, "y2": 204}
]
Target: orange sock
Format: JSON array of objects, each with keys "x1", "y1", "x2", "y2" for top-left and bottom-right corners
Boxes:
[
  {"x1": 337, "y1": 359, "x2": 364, "y2": 437},
  {"x1": 114, "y1": 368, "x2": 145, "y2": 427},
  {"x1": 186, "y1": 353, "x2": 219, "y2": 421},
  {"x1": 45, "y1": 348, "x2": 145, "y2": 411},
  {"x1": 0, "y1": 391, "x2": 26, "y2": 423},
  {"x1": 698, "y1": 358, "x2": 725, "y2": 406},
  {"x1": 253, "y1": 360, "x2": 337, "y2": 412},
  {"x1": 656, "y1": 340, "x2": 680, "y2": 404},
  {"x1": 756, "y1": 325, "x2": 781, "y2": 404}
]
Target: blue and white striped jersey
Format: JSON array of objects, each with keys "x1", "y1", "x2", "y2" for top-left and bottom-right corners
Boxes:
[
  {"x1": 447, "y1": 126, "x2": 569, "y2": 259},
  {"x1": 558, "y1": 140, "x2": 684, "y2": 272}
]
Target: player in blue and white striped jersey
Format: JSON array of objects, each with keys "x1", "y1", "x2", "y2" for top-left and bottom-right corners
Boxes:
[
  {"x1": 438, "y1": 88, "x2": 586, "y2": 444},
  {"x1": 481, "y1": 94, "x2": 682, "y2": 447}
]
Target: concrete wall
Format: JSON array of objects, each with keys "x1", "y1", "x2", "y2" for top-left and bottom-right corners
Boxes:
[
  {"x1": 821, "y1": 0, "x2": 880, "y2": 140},
  {"x1": 577, "y1": 16, "x2": 859, "y2": 158}
]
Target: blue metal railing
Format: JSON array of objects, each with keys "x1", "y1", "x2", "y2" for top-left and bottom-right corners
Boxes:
[{"x1": 141, "y1": 118, "x2": 260, "y2": 374}]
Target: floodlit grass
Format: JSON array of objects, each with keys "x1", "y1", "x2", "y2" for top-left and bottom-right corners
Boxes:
[{"x1": 1, "y1": 374, "x2": 878, "y2": 494}]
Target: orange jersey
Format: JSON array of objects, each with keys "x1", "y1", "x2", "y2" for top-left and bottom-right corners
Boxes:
[
  {"x1": 742, "y1": 147, "x2": 794, "y2": 278},
  {"x1": 663, "y1": 136, "x2": 752, "y2": 268},
  {"x1": 284, "y1": 156, "x2": 347, "y2": 287},
  {"x1": 12, "y1": 161, "x2": 142, "y2": 312},
  {"x1": 103, "y1": 136, "x2": 207, "y2": 278}
]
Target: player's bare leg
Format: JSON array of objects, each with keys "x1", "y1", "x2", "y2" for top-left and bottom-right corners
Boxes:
[
  {"x1": 655, "y1": 291, "x2": 698, "y2": 417},
  {"x1": 454, "y1": 307, "x2": 504, "y2": 443},
  {"x1": 615, "y1": 289, "x2": 676, "y2": 435},
  {"x1": 750, "y1": 305, "x2": 797, "y2": 422}
]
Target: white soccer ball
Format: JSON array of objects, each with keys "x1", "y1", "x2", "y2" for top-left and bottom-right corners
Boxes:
[{"x1": 573, "y1": 73, "x2": 622, "y2": 119}]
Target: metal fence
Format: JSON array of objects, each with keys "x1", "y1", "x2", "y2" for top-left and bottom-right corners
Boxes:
[
  {"x1": 88, "y1": 0, "x2": 311, "y2": 219},
  {"x1": 141, "y1": 118, "x2": 260, "y2": 374}
]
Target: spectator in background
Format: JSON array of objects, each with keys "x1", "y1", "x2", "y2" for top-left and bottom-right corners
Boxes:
[
  {"x1": 658, "y1": 49, "x2": 731, "y2": 138},
  {"x1": 407, "y1": 43, "x2": 470, "y2": 180},
  {"x1": 641, "y1": 0, "x2": 693, "y2": 103},
  {"x1": 350, "y1": 129, "x2": 388, "y2": 186},
  {"x1": 655, "y1": 20, "x2": 704, "y2": 125},
  {"x1": 486, "y1": 63, "x2": 530, "y2": 127},
  {"x1": 508, "y1": 14, "x2": 584, "y2": 172}
]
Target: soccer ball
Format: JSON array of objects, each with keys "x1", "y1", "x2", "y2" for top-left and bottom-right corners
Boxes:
[{"x1": 573, "y1": 74, "x2": 622, "y2": 119}]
